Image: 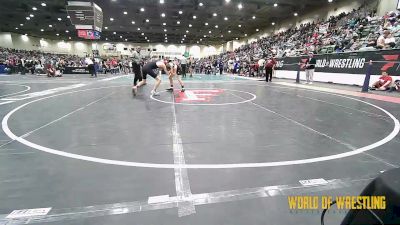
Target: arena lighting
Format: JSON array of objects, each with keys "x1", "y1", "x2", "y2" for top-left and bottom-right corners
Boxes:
[
  {"x1": 179, "y1": 10, "x2": 183, "y2": 14},
  {"x1": 213, "y1": 13, "x2": 217, "y2": 16},
  {"x1": 328, "y1": 0, "x2": 333, "y2": 2},
  {"x1": 65, "y1": 30, "x2": 69, "y2": 33},
  {"x1": 32, "y1": 7, "x2": 37, "y2": 10},
  {"x1": 224, "y1": 17, "x2": 228, "y2": 21},
  {"x1": 186, "y1": 30, "x2": 189, "y2": 33},
  {"x1": 113, "y1": 31, "x2": 116, "y2": 34},
  {"x1": 131, "y1": 21, "x2": 135, "y2": 24},
  {"x1": 40, "y1": 29, "x2": 44, "y2": 32},
  {"x1": 193, "y1": 15, "x2": 197, "y2": 19},
  {"x1": 137, "y1": 28, "x2": 141, "y2": 30},
  {"x1": 225, "y1": 0, "x2": 230, "y2": 3},
  {"x1": 161, "y1": 13, "x2": 165, "y2": 17},
  {"x1": 177, "y1": 21, "x2": 180, "y2": 24},
  {"x1": 228, "y1": 30, "x2": 231, "y2": 33},
  {"x1": 67, "y1": 15, "x2": 70, "y2": 18},
  {"x1": 163, "y1": 22, "x2": 166, "y2": 25},
  {"x1": 26, "y1": 17, "x2": 30, "y2": 20},
  {"x1": 294, "y1": 12, "x2": 298, "y2": 16},
  {"x1": 57, "y1": 18, "x2": 62, "y2": 21},
  {"x1": 140, "y1": 8, "x2": 145, "y2": 12},
  {"x1": 209, "y1": 30, "x2": 212, "y2": 33},
  {"x1": 104, "y1": 26, "x2": 108, "y2": 29},
  {"x1": 110, "y1": 18, "x2": 114, "y2": 21},
  {"x1": 146, "y1": 19, "x2": 150, "y2": 22},
  {"x1": 189, "y1": 24, "x2": 192, "y2": 27},
  {"x1": 199, "y1": 2, "x2": 203, "y2": 6},
  {"x1": 123, "y1": 11, "x2": 127, "y2": 15},
  {"x1": 30, "y1": 14, "x2": 34, "y2": 17},
  {"x1": 41, "y1": 2, "x2": 46, "y2": 7},
  {"x1": 56, "y1": 33, "x2": 59, "y2": 36},
  {"x1": 215, "y1": 25, "x2": 218, "y2": 28},
  {"x1": 252, "y1": 15, "x2": 256, "y2": 19},
  {"x1": 205, "y1": 22, "x2": 208, "y2": 26},
  {"x1": 245, "y1": 34, "x2": 247, "y2": 36},
  {"x1": 238, "y1": 3, "x2": 243, "y2": 9},
  {"x1": 49, "y1": 25, "x2": 52, "y2": 27},
  {"x1": 141, "y1": 33, "x2": 144, "y2": 35},
  {"x1": 256, "y1": 28, "x2": 259, "y2": 31},
  {"x1": 160, "y1": 0, "x2": 164, "y2": 4},
  {"x1": 20, "y1": 24, "x2": 23, "y2": 26},
  {"x1": 164, "y1": 29, "x2": 167, "y2": 32},
  {"x1": 238, "y1": 24, "x2": 242, "y2": 27},
  {"x1": 272, "y1": 22, "x2": 275, "y2": 25}
]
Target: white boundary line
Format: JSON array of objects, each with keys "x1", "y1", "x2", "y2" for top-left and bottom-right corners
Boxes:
[
  {"x1": 170, "y1": 92, "x2": 196, "y2": 217},
  {"x1": 0, "y1": 84, "x2": 31, "y2": 98},
  {"x1": 150, "y1": 88, "x2": 257, "y2": 106},
  {"x1": 1, "y1": 85, "x2": 399, "y2": 169},
  {"x1": 0, "y1": 101, "x2": 15, "y2": 106}
]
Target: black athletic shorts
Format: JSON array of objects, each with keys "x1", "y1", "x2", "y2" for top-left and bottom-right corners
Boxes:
[{"x1": 142, "y1": 65, "x2": 158, "y2": 79}]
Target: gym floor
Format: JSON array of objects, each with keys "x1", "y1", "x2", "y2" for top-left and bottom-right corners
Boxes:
[{"x1": 0, "y1": 74, "x2": 399, "y2": 225}]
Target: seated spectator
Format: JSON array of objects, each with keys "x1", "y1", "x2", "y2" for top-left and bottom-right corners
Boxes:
[
  {"x1": 376, "y1": 30, "x2": 391, "y2": 49},
  {"x1": 46, "y1": 64, "x2": 56, "y2": 77},
  {"x1": 389, "y1": 80, "x2": 400, "y2": 92},
  {"x1": 370, "y1": 71, "x2": 393, "y2": 90},
  {"x1": 35, "y1": 63, "x2": 45, "y2": 75}
]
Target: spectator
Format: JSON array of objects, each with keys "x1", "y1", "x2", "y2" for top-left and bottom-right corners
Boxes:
[
  {"x1": 305, "y1": 53, "x2": 317, "y2": 84},
  {"x1": 376, "y1": 30, "x2": 391, "y2": 49},
  {"x1": 264, "y1": 55, "x2": 276, "y2": 82},
  {"x1": 389, "y1": 79, "x2": 400, "y2": 92},
  {"x1": 370, "y1": 71, "x2": 393, "y2": 90}
]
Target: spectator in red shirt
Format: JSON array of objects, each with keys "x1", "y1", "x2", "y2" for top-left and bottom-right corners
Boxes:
[
  {"x1": 265, "y1": 56, "x2": 277, "y2": 82},
  {"x1": 370, "y1": 71, "x2": 393, "y2": 90}
]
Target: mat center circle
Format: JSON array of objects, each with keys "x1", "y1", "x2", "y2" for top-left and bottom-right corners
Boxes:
[{"x1": 151, "y1": 88, "x2": 257, "y2": 105}]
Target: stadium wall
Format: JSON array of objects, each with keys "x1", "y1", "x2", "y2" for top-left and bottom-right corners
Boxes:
[{"x1": 0, "y1": 32, "x2": 221, "y2": 58}]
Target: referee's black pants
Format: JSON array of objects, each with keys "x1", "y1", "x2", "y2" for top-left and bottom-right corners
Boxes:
[
  {"x1": 132, "y1": 62, "x2": 142, "y2": 86},
  {"x1": 266, "y1": 67, "x2": 273, "y2": 82}
]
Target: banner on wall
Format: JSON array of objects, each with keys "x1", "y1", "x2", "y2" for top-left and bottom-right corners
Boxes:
[{"x1": 275, "y1": 50, "x2": 400, "y2": 76}]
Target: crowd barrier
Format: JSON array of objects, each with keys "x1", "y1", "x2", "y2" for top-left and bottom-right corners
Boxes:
[{"x1": 275, "y1": 49, "x2": 400, "y2": 90}]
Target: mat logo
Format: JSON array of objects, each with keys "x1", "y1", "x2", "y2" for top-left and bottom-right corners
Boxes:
[{"x1": 175, "y1": 89, "x2": 224, "y2": 103}]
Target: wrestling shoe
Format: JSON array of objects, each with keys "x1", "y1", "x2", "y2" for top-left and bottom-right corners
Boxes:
[
  {"x1": 132, "y1": 86, "x2": 138, "y2": 96},
  {"x1": 151, "y1": 90, "x2": 160, "y2": 96}
]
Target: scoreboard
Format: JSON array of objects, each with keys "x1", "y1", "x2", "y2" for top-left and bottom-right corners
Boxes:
[
  {"x1": 77, "y1": 30, "x2": 101, "y2": 40},
  {"x1": 66, "y1": 1, "x2": 103, "y2": 32}
]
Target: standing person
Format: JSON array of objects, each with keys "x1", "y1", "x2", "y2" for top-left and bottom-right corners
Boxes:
[
  {"x1": 180, "y1": 55, "x2": 187, "y2": 78},
  {"x1": 85, "y1": 56, "x2": 95, "y2": 78},
  {"x1": 305, "y1": 53, "x2": 316, "y2": 84},
  {"x1": 166, "y1": 60, "x2": 185, "y2": 92},
  {"x1": 132, "y1": 60, "x2": 171, "y2": 96},
  {"x1": 131, "y1": 48, "x2": 143, "y2": 90},
  {"x1": 264, "y1": 55, "x2": 276, "y2": 82},
  {"x1": 189, "y1": 57, "x2": 194, "y2": 77},
  {"x1": 219, "y1": 59, "x2": 224, "y2": 75}
]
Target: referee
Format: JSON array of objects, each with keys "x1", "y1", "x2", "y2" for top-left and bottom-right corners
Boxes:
[
  {"x1": 131, "y1": 48, "x2": 143, "y2": 87},
  {"x1": 180, "y1": 55, "x2": 187, "y2": 78}
]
